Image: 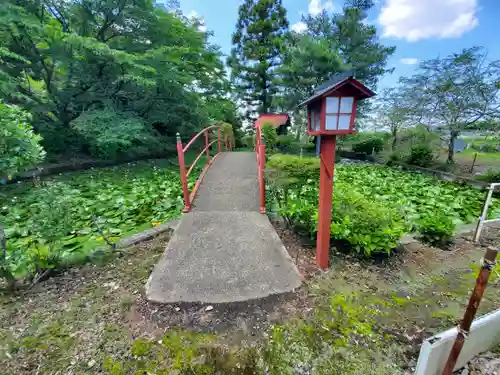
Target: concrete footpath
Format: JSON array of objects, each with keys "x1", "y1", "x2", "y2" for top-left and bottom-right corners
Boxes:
[{"x1": 146, "y1": 152, "x2": 302, "y2": 304}]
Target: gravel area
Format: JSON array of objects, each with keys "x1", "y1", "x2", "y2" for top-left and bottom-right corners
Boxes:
[{"x1": 457, "y1": 349, "x2": 500, "y2": 374}]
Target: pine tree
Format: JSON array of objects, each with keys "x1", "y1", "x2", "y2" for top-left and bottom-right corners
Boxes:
[
  {"x1": 303, "y1": 0, "x2": 395, "y2": 89},
  {"x1": 228, "y1": 0, "x2": 289, "y2": 116}
]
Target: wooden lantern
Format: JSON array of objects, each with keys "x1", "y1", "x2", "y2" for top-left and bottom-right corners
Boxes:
[
  {"x1": 299, "y1": 72, "x2": 375, "y2": 269},
  {"x1": 303, "y1": 72, "x2": 375, "y2": 136}
]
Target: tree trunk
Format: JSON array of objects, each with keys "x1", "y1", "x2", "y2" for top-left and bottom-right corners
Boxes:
[
  {"x1": 447, "y1": 130, "x2": 459, "y2": 163},
  {"x1": 294, "y1": 110, "x2": 302, "y2": 141},
  {"x1": 261, "y1": 90, "x2": 269, "y2": 114},
  {"x1": 391, "y1": 127, "x2": 398, "y2": 150}
]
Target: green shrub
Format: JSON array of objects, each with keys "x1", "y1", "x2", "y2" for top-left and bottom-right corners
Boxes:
[
  {"x1": 266, "y1": 154, "x2": 320, "y2": 187},
  {"x1": 219, "y1": 121, "x2": 235, "y2": 147},
  {"x1": 331, "y1": 185, "x2": 408, "y2": 257},
  {"x1": 352, "y1": 137, "x2": 384, "y2": 154},
  {"x1": 276, "y1": 135, "x2": 302, "y2": 154},
  {"x1": 406, "y1": 144, "x2": 435, "y2": 167},
  {"x1": 477, "y1": 168, "x2": 500, "y2": 183},
  {"x1": 71, "y1": 109, "x2": 161, "y2": 159},
  {"x1": 0, "y1": 102, "x2": 45, "y2": 182},
  {"x1": 391, "y1": 125, "x2": 440, "y2": 163},
  {"x1": 261, "y1": 122, "x2": 278, "y2": 155},
  {"x1": 471, "y1": 142, "x2": 498, "y2": 153},
  {"x1": 241, "y1": 134, "x2": 255, "y2": 149},
  {"x1": 303, "y1": 140, "x2": 316, "y2": 150},
  {"x1": 276, "y1": 134, "x2": 294, "y2": 146},
  {"x1": 1, "y1": 182, "x2": 83, "y2": 287},
  {"x1": 417, "y1": 213, "x2": 456, "y2": 247}
]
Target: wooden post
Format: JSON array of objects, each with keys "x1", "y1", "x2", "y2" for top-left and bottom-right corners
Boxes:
[
  {"x1": 204, "y1": 129, "x2": 210, "y2": 163},
  {"x1": 176, "y1": 133, "x2": 190, "y2": 212},
  {"x1": 217, "y1": 128, "x2": 221, "y2": 154},
  {"x1": 316, "y1": 135, "x2": 337, "y2": 269},
  {"x1": 441, "y1": 246, "x2": 499, "y2": 375},
  {"x1": 474, "y1": 184, "x2": 494, "y2": 242},
  {"x1": 469, "y1": 152, "x2": 478, "y2": 174}
]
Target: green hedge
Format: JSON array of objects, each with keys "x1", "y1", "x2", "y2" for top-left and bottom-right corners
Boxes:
[{"x1": 352, "y1": 137, "x2": 385, "y2": 154}]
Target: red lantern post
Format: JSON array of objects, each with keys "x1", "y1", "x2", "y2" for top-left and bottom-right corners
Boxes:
[
  {"x1": 317, "y1": 136, "x2": 337, "y2": 268},
  {"x1": 300, "y1": 72, "x2": 375, "y2": 269}
]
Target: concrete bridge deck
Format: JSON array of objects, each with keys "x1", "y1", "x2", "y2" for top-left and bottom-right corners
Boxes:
[{"x1": 146, "y1": 152, "x2": 302, "y2": 303}]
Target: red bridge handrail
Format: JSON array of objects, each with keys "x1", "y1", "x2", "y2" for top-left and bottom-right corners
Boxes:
[
  {"x1": 177, "y1": 122, "x2": 261, "y2": 214},
  {"x1": 186, "y1": 139, "x2": 218, "y2": 178},
  {"x1": 256, "y1": 126, "x2": 266, "y2": 214},
  {"x1": 182, "y1": 124, "x2": 221, "y2": 154},
  {"x1": 177, "y1": 125, "x2": 223, "y2": 212}
]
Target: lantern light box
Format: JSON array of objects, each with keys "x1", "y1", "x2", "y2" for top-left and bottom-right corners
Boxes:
[{"x1": 301, "y1": 72, "x2": 375, "y2": 136}]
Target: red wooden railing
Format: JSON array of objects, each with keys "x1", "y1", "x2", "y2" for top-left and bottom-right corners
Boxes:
[
  {"x1": 255, "y1": 126, "x2": 266, "y2": 214},
  {"x1": 177, "y1": 125, "x2": 232, "y2": 212}
]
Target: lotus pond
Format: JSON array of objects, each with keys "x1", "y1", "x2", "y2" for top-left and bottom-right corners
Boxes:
[
  {"x1": 335, "y1": 164, "x2": 500, "y2": 224},
  {"x1": 0, "y1": 159, "x2": 200, "y2": 280},
  {"x1": 267, "y1": 157, "x2": 500, "y2": 256},
  {"x1": 1, "y1": 159, "x2": 499, "y2": 281}
]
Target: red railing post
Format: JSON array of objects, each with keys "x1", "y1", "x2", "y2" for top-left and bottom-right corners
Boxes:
[
  {"x1": 258, "y1": 132, "x2": 266, "y2": 214},
  {"x1": 255, "y1": 127, "x2": 260, "y2": 159},
  {"x1": 176, "y1": 133, "x2": 190, "y2": 212},
  {"x1": 204, "y1": 129, "x2": 210, "y2": 163},
  {"x1": 218, "y1": 128, "x2": 221, "y2": 153}
]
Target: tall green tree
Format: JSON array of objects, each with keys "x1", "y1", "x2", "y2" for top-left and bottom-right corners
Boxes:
[
  {"x1": 273, "y1": 0, "x2": 393, "y2": 138},
  {"x1": 399, "y1": 47, "x2": 500, "y2": 162},
  {"x1": 300, "y1": 0, "x2": 395, "y2": 106},
  {"x1": 275, "y1": 35, "x2": 345, "y2": 111},
  {"x1": 375, "y1": 88, "x2": 414, "y2": 150},
  {"x1": 0, "y1": 0, "x2": 231, "y2": 158},
  {"x1": 228, "y1": 0, "x2": 289, "y2": 116}
]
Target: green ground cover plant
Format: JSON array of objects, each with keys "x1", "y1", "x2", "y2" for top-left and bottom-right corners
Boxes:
[
  {"x1": 0, "y1": 160, "x2": 199, "y2": 286},
  {"x1": 267, "y1": 155, "x2": 498, "y2": 256},
  {"x1": 417, "y1": 213, "x2": 456, "y2": 247}
]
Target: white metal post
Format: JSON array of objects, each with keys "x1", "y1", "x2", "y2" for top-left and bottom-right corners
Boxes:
[{"x1": 474, "y1": 183, "x2": 498, "y2": 242}]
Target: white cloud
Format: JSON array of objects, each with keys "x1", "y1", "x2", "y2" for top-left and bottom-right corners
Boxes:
[
  {"x1": 308, "y1": 0, "x2": 334, "y2": 16},
  {"x1": 378, "y1": 0, "x2": 478, "y2": 42},
  {"x1": 186, "y1": 10, "x2": 200, "y2": 19},
  {"x1": 186, "y1": 10, "x2": 207, "y2": 33},
  {"x1": 399, "y1": 57, "x2": 419, "y2": 65},
  {"x1": 291, "y1": 21, "x2": 308, "y2": 33},
  {"x1": 294, "y1": 0, "x2": 334, "y2": 32}
]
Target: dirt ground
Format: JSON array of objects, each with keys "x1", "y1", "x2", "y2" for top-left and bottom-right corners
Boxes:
[
  {"x1": 1, "y1": 222, "x2": 499, "y2": 374},
  {"x1": 274, "y1": 219, "x2": 500, "y2": 372},
  {"x1": 0, "y1": 231, "x2": 312, "y2": 374}
]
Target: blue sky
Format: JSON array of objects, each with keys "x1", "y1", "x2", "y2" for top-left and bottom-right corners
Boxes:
[{"x1": 178, "y1": 0, "x2": 500, "y2": 91}]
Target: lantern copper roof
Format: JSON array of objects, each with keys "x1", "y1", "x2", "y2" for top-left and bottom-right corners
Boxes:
[{"x1": 299, "y1": 71, "x2": 376, "y2": 107}]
